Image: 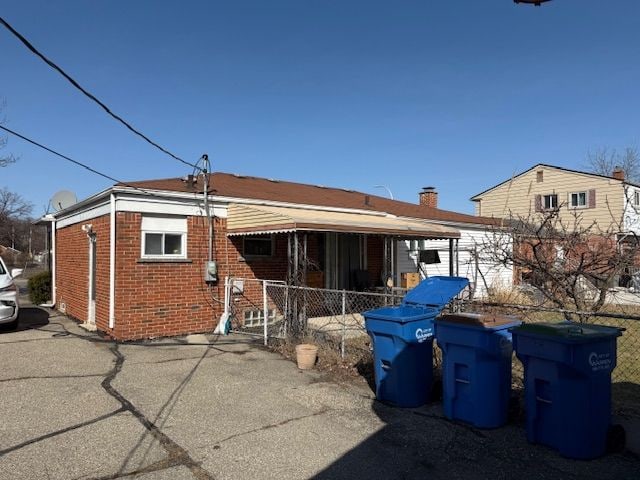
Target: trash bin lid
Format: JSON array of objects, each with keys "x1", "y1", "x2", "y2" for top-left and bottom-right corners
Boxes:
[
  {"x1": 437, "y1": 313, "x2": 521, "y2": 329},
  {"x1": 512, "y1": 322, "x2": 622, "y2": 342},
  {"x1": 402, "y1": 276, "x2": 469, "y2": 308}
]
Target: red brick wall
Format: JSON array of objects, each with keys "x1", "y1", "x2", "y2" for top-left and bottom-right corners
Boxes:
[
  {"x1": 57, "y1": 212, "x2": 294, "y2": 340},
  {"x1": 56, "y1": 215, "x2": 111, "y2": 329},
  {"x1": 56, "y1": 211, "x2": 385, "y2": 340}
]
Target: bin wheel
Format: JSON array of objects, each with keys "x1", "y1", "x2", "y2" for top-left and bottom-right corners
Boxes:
[{"x1": 606, "y1": 424, "x2": 626, "y2": 454}]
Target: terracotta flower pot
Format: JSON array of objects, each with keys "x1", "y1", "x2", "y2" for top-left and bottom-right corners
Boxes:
[{"x1": 295, "y1": 343, "x2": 318, "y2": 370}]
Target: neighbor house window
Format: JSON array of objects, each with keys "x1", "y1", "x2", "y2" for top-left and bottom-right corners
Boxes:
[
  {"x1": 141, "y1": 215, "x2": 187, "y2": 258},
  {"x1": 635, "y1": 191, "x2": 640, "y2": 206},
  {"x1": 543, "y1": 194, "x2": 558, "y2": 210},
  {"x1": 243, "y1": 235, "x2": 274, "y2": 257},
  {"x1": 570, "y1": 191, "x2": 587, "y2": 208}
]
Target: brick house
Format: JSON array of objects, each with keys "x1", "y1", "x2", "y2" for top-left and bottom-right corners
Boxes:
[{"x1": 45, "y1": 173, "x2": 499, "y2": 340}]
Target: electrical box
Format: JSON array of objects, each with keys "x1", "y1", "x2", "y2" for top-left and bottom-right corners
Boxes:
[{"x1": 204, "y1": 261, "x2": 218, "y2": 283}]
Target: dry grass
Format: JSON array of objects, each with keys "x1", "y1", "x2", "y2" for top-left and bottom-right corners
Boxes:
[{"x1": 269, "y1": 335, "x2": 374, "y2": 384}]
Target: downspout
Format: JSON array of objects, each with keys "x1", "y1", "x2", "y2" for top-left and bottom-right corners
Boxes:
[{"x1": 109, "y1": 192, "x2": 116, "y2": 329}]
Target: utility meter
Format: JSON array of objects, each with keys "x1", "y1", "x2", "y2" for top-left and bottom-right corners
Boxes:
[{"x1": 204, "y1": 261, "x2": 218, "y2": 283}]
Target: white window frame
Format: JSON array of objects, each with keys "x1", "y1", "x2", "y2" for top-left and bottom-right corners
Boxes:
[
  {"x1": 141, "y1": 216, "x2": 188, "y2": 259},
  {"x1": 570, "y1": 191, "x2": 587, "y2": 209},
  {"x1": 543, "y1": 194, "x2": 558, "y2": 210},
  {"x1": 243, "y1": 235, "x2": 275, "y2": 258}
]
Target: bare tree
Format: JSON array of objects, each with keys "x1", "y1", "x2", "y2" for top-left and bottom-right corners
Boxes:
[
  {"x1": 586, "y1": 147, "x2": 640, "y2": 183},
  {"x1": 475, "y1": 207, "x2": 638, "y2": 317},
  {"x1": 0, "y1": 188, "x2": 32, "y2": 220},
  {"x1": 0, "y1": 98, "x2": 18, "y2": 167},
  {"x1": 0, "y1": 188, "x2": 33, "y2": 250}
]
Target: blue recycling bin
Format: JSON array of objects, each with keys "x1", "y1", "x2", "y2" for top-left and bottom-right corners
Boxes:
[
  {"x1": 435, "y1": 313, "x2": 521, "y2": 428},
  {"x1": 364, "y1": 276, "x2": 469, "y2": 407},
  {"x1": 512, "y1": 322, "x2": 622, "y2": 459}
]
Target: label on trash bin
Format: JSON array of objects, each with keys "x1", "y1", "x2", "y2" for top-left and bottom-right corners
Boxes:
[
  {"x1": 415, "y1": 327, "x2": 433, "y2": 343},
  {"x1": 588, "y1": 352, "x2": 612, "y2": 372}
]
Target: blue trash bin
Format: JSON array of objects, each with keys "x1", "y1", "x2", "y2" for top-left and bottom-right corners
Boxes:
[
  {"x1": 364, "y1": 276, "x2": 469, "y2": 407},
  {"x1": 435, "y1": 313, "x2": 521, "y2": 428},
  {"x1": 512, "y1": 322, "x2": 622, "y2": 459}
]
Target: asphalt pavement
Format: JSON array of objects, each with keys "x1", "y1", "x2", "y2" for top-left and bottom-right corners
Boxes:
[{"x1": 0, "y1": 293, "x2": 638, "y2": 479}]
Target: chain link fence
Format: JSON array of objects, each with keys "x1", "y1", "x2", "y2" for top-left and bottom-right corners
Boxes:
[
  {"x1": 225, "y1": 277, "x2": 403, "y2": 358},
  {"x1": 458, "y1": 297, "x2": 640, "y2": 416},
  {"x1": 224, "y1": 277, "x2": 639, "y2": 415}
]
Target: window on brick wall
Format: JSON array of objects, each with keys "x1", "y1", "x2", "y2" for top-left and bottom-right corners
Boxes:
[
  {"x1": 141, "y1": 215, "x2": 187, "y2": 258},
  {"x1": 243, "y1": 235, "x2": 274, "y2": 257}
]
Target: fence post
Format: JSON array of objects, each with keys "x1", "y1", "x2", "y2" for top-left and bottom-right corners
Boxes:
[
  {"x1": 263, "y1": 280, "x2": 268, "y2": 346},
  {"x1": 341, "y1": 290, "x2": 346, "y2": 359}
]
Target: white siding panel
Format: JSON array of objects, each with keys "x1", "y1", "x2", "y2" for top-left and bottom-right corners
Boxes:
[{"x1": 396, "y1": 227, "x2": 513, "y2": 298}]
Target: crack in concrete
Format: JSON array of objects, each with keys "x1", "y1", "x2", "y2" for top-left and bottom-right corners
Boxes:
[
  {"x1": 0, "y1": 408, "x2": 126, "y2": 456},
  {"x1": 129, "y1": 353, "x2": 224, "y2": 366},
  {"x1": 0, "y1": 336, "x2": 75, "y2": 345},
  {"x1": 83, "y1": 455, "x2": 185, "y2": 480},
  {"x1": 100, "y1": 343, "x2": 215, "y2": 480},
  {"x1": 212, "y1": 408, "x2": 330, "y2": 448},
  {"x1": 3, "y1": 313, "x2": 216, "y2": 480},
  {"x1": 0, "y1": 373, "x2": 107, "y2": 383}
]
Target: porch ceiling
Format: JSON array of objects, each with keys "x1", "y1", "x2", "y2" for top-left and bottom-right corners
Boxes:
[{"x1": 226, "y1": 203, "x2": 460, "y2": 239}]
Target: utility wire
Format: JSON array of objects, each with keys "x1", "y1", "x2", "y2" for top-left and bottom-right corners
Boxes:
[
  {"x1": 0, "y1": 15, "x2": 199, "y2": 170},
  {"x1": 0, "y1": 124, "x2": 165, "y2": 199}
]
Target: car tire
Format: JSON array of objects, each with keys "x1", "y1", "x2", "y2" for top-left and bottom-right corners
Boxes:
[{"x1": 6, "y1": 318, "x2": 19, "y2": 330}]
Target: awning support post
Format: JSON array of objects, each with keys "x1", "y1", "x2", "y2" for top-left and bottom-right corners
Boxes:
[{"x1": 449, "y1": 238, "x2": 454, "y2": 277}]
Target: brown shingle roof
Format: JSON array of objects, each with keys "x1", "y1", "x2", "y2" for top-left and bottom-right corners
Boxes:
[{"x1": 119, "y1": 172, "x2": 500, "y2": 227}]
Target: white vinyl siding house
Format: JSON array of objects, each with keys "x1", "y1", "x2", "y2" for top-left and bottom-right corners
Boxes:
[{"x1": 396, "y1": 227, "x2": 513, "y2": 298}]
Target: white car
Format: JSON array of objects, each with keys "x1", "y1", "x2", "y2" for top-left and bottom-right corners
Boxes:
[{"x1": 0, "y1": 257, "x2": 22, "y2": 329}]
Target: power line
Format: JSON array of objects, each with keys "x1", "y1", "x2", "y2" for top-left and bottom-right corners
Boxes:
[
  {"x1": 0, "y1": 124, "x2": 166, "y2": 199},
  {"x1": 0, "y1": 15, "x2": 199, "y2": 170}
]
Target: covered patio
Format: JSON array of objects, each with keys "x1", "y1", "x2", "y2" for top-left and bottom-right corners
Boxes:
[{"x1": 226, "y1": 203, "x2": 461, "y2": 291}]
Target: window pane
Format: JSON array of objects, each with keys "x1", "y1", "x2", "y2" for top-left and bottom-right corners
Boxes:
[
  {"x1": 164, "y1": 234, "x2": 182, "y2": 255},
  {"x1": 579, "y1": 192, "x2": 586, "y2": 206},
  {"x1": 544, "y1": 195, "x2": 557, "y2": 209},
  {"x1": 145, "y1": 233, "x2": 163, "y2": 255},
  {"x1": 571, "y1": 193, "x2": 578, "y2": 206},
  {"x1": 245, "y1": 237, "x2": 272, "y2": 256}
]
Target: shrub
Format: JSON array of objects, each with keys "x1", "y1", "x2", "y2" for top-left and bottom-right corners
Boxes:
[{"x1": 28, "y1": 271, "x2": 51, "y2": 305}]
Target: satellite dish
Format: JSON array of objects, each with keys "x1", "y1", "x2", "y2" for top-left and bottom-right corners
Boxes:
[{"x1": 50, "y1": 190, "x2": 77, "y2": 212}]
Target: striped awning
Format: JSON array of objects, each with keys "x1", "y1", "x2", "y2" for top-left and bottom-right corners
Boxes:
[{"x1": 226, "y1": 204, "x2": 460, "y2": 239}]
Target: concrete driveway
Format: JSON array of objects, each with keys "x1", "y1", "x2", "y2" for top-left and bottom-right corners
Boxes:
[{"x1": 1, "y1": 305, "x2": 639, "y2": 479}]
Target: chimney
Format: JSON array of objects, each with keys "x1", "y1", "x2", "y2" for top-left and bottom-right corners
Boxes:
[
  {"x1": 419, "y1": 187, "x2": 438, "y2": 208},
  {"x1": 612, "y1": 166, "x2": 625, "y2": 181}
]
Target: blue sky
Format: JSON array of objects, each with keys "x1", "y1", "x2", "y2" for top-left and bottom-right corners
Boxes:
[{"x1": 1, "y1": 0, "x2": 639, "y2": 216}]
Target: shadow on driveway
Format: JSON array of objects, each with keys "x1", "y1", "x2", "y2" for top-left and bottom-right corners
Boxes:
[{"x1": 0, "y1": 307, "x2": 50, "y2": 333}]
